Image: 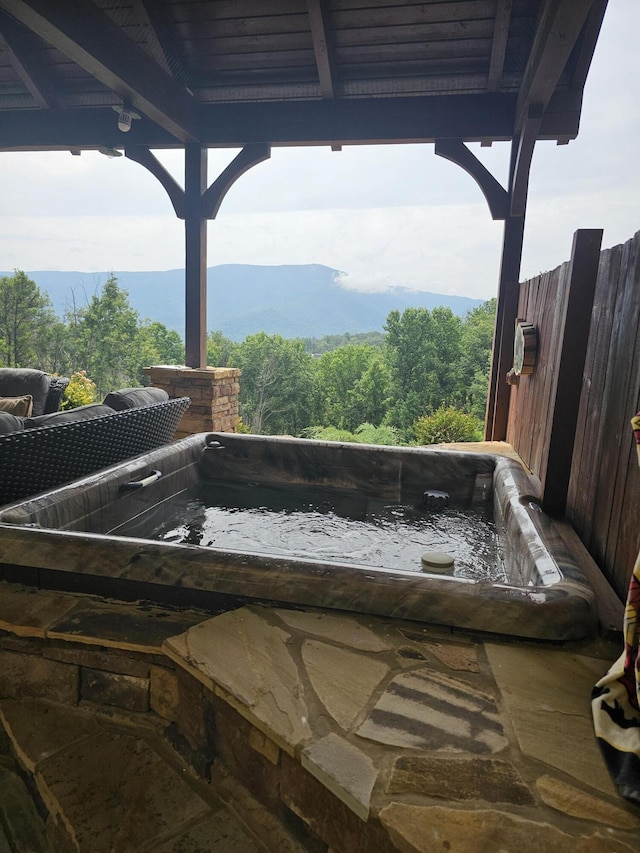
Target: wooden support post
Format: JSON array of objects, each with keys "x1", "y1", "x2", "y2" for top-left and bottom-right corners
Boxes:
[
  {"x1": 184, "y1": 144, "x2": 207, "y2": 369},
  {"x1": 485, "y1": 214, "x2": 526, "y2": 440},
  {"x1": 542, "y1": 228, "x2": 603, "y2": 517},
  {"x1": 486, "y1": 131, "x2": 532, "y2": 440}
]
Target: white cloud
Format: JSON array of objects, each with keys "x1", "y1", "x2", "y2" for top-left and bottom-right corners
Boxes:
[{"x1": 0, "y1": 204, "x2": 504, "y2": 299}]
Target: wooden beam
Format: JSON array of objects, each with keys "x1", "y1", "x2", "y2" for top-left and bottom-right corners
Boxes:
[
  {"x1": 130, "y1": 0, "x2": 174, "y2": 77},
  {"x1": 0, "y1": 10, "x2": 58, "y2": 108},
  {"x1": 487, "y1": 0, "x2": 512, "y2": 92},
  {"x1": 0, "y1": 92, "x2": 582, "y2": 151},
  {"x1": 485, "y1": 214, "x2": 525, "y2": 440},
  {"x1": 568, "y1": 0, "x2": 608, "y2": 92},
  {"x1": 515, "y1": 0, "x2": 595, "y2": 133},
  {"x1": 307, "y1": 0, "x2": 337, "y2": 98},
  {"x1": 201, "y1": 144, "x2": 271, "y2": 220},
  {"x1": 198, "y1": 94, "x2": 517, "y2": 146},
  {"x1": 184, "y1": 145, "x2": 207, "y2": 369},
  {"x1": 132, "y1": 0, "x2": 194, "y2": 88},
  {"x1": 434, "y1": 139, "x2": 509, "y2": 220},
  {"x1": 0, "y1": 0, "x2": 199, "y2": 143}
]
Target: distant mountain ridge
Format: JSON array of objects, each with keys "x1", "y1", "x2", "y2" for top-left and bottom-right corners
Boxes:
[{"x1": 7, "y1": 264, "x2": 483, "y2": 341}]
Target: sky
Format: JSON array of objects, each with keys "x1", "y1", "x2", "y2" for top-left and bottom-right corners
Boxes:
[{"x1": 0, "y1": 0, "x2": 638, "y2": 302}]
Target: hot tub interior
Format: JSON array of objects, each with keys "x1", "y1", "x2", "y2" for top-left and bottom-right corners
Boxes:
[{"x1": 0, "y1": 432, "x2": 598, "y2": 640}]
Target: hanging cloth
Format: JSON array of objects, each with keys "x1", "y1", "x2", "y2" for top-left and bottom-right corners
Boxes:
[{"x1": 591, "y1": 413, "x2": 640, "y2": 804}]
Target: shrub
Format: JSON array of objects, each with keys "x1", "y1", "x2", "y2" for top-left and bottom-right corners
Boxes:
[
  {"x1": 302, "y1": 426, "x2": 356, "y2": 443},
  {"x1": 303, "y1": 423, "x2": 404, "y2": 446},
  {"x1": 413, "y1": 406, "x2": 479, "y2": 445},
  {"x1": 61, "y1": 370, "x2": 98, "y2": 410},
  {"x1": 354, "y1": 423, "x2": 401, "y2": 446}
]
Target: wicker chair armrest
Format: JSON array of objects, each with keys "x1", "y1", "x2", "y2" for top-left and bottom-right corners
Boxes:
[
  {"x1": 0, "y1": 396, "x2": 190, "y2": 505},
  {"x1": 43, "y1": 376, "x2": 71, "y2": 414}
]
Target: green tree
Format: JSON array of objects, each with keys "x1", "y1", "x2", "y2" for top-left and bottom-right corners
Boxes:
[
  {"x1": 0, "y1": 270, "x2": 56, "y2": 367},
  {"x1": 231, "y1": 333, "x2": 317, "y2": 435},
  {"x1": 302, "y1": 330, "x2": 386, "y2": 354},
  {"x1": 32, "y1": 319, "x2": 75, "y2": 376},
  {"x1": 459, "y1": 298, "x2": 496, "y2": 419},
  {"x1": 315, "y1": 344, "x2": 390, "y2": 431},
  {"x1": 134, "y1": 321, "x2": 184, "y2": 383},
  {"x1": 384, "y1": 307, "x2": 462, "y2": 435},
  {"x1": 67, "y1": 275, "x2": 141, "y2": 396},
  {"x1": 207, "y1": 330, "x2": 236, "y2": 367}
]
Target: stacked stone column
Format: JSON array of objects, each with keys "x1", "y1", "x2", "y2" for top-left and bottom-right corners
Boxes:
[{"x1": 143, "y1": 366, "x2": 240, "y2": 439}]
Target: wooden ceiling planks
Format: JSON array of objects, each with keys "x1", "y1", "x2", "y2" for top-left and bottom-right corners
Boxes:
[{"x1": 0, "y1": 0, "x2": 606, "y2": 149}]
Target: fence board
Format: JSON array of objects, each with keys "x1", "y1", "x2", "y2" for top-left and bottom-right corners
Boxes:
[
  {"x1": 568, "y1": 245, "x2": 623, "y2": 545},
  {"x1": 602, "y1": 238, "x2": 640, "y2": 579},
  {"x1": 541, "y1": 229, "x2": 603, "y2": 517},
  {"x1": 590, "y1": 236, "x2": 640, "y2": 576}
]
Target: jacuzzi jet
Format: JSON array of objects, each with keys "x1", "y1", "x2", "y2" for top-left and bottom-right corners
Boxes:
[{"x1": 422, "y1": 490, "x2": 450, "y2": 510}]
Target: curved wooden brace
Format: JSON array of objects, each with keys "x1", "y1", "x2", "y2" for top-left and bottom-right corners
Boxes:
[
  {"x1": 434, "y1": 139, "x2": 509, "y2": 220},
  {"x1": 125, "y1": 146, "x2": 185, "y2": 218},
  {"x1": 509, "y1": 105, "x2": 542, "y2": 216},
  {"x1": 201, "y1": 143, "x2": 271, "y2": 219}
]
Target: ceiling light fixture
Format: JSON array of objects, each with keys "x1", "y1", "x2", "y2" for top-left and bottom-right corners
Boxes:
[
  {"x1": 98, "y1": 146, "x2": 123, "y2": 158},
  {"x1": 112, "y1": 104, "x2": 141, "y2": 133}
]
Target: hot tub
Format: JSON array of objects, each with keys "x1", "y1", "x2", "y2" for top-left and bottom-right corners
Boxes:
[{"x1": 0, "y1": 432, "x2": 597, "y2": 640}]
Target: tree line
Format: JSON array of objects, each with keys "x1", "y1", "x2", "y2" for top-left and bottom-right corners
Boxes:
[{"x1": 0, "y1": 270, "x2": 495, "y2": 443}]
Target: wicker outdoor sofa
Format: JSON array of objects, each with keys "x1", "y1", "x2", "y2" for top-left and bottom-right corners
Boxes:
[{"x1": 0, "y1": 389, "x2": 190, "y2": 505}]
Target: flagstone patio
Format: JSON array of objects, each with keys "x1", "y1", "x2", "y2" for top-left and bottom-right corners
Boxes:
[{"x1": 0, "y1": 580, "x2": 638, "y2": 851}]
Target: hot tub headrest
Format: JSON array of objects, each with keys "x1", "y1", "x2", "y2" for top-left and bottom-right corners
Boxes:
[{"x1": 103, "y1": 387, "x2": 169, "y2": 410}]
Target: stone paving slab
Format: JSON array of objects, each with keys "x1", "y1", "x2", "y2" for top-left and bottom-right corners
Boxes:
[
  {"x1": 485, "y1": 643, "x2": 619, "y2": 797},
  {"x1": 164, "y1": 607, "x2": 313, "y2": 755},
  {"x1": 0, "y1": 584, "x2": 79, "y2": 638},
  {"x1": 302, "y1": 639, "x2": 389, "y2": 730},
  {"x1": 143, "y1": 809, "x2": 261, "y2": 852},
  {"x1": 356, "y1": 668, "x2": 508, "y2": 753},
  {"x1": 37, "y1": 729, "x2": 210, "y2": 851},
  {"x1": 0, "y1": 699, "x2": 100, "y2": 772},
  {"x1": 47, "y1": 599, "x2": 206, "y2": 653},
  {"x1": 378, "y1": 803, "x2": 638, "y2": 853},
  {"x1": 275, "y1": 608, "x2": 397, "y2": 652},
  {"x1": 386, "y1": 755, "x2": 534, "y2": 805},
  {"x1": 302, "y1": 733, "x2": 378, "y2": 821}
]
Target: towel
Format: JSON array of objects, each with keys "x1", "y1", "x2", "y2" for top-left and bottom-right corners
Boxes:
[{"x1": 591, "y1": 413, "x2": 640, "y2": 804}]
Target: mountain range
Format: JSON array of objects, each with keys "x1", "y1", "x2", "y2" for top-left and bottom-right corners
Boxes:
[{"x1": 10, "y1": 265, "x2": 484, "y2": 341}]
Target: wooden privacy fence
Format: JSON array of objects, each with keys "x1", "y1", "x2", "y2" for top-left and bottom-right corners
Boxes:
[{"x1": 507, "y1": 228, "x2": 640, "y2": 601}]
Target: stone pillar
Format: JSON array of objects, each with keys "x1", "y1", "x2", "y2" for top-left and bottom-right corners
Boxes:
[{"x1": 143, "y1": 366, "x2": 240, "y2": 439}]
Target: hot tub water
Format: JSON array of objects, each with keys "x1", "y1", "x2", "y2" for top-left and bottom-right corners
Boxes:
[{"x1": 147, "y1": 482, "x2": 507, "y2": 582}]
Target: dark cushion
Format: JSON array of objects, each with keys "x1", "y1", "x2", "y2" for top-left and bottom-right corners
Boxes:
[
  {"x1": 103, "y1": 387, "x2": 169, "y2": 410},
  {"x1": 0, "y1": 411, "x2": 25, "y2": 434},
  {"x1": 25, "y1": 403, "x2": 115, "y2": 429},
  {"x1": 0, "y1": 368, "x2": 50, "y2": 416}
]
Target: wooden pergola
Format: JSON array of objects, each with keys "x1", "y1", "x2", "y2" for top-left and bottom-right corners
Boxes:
[{"x1": 0, "y1": 0, "x2": 608, "y2": 439}]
